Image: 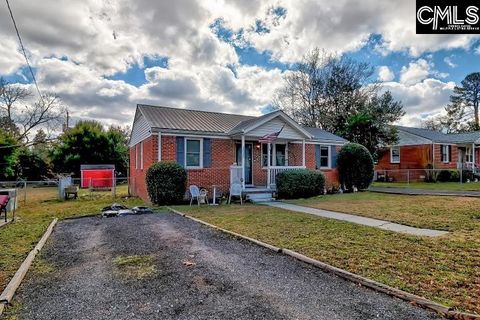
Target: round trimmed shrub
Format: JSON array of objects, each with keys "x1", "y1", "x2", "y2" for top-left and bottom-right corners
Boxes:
[
  {"x1": 337, "y1": 143, "x2": 374, "y2": 191},
  {"x1": 276, "y1": 169, "x2": 325, "y2": 199},
  {"x1": 145, "y1": 162, "x2": 187, "y2": 205}
]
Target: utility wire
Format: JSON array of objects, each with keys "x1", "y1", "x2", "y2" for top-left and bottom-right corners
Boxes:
[{"x1": 5, "y1": 0, "x2": 43, "y2": 99}]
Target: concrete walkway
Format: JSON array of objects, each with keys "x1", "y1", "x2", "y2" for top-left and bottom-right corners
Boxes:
[
  {"x1": 265, "y1": 202, "x2": 448, "y2": 237},
  {"x1": 369, "y1": 187, "x2": 480, "y2": 197}
]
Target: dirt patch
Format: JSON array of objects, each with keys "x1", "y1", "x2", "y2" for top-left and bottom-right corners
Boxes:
[{"x1": 113, "y1": 255, "x2": 156, "y2": 279}]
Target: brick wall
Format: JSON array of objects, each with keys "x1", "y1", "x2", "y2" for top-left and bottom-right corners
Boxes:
[
  {"x1": 130, "y1": 135, "x2": 342, "y2": 201},
  {"x1": 129, "y1": 135, "x2": 157, "y2": 201}
]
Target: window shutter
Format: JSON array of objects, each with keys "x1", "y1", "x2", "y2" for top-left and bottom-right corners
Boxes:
[
  {"x1": 176, "y1": 137, "x2": 185, "y2": 167},
  {"x1": 448, "y1": 145, "x2": 452, "y2": 163},
  {"x1": 203, "y1": 138, "x2": 211, "y2": 168},
  {"x1": 440, "y1": 145, "x2": 444, "y2": 162},
  {"x1": 331, "y1": 145, "x2": 338, "y2": 168},
  {"x1": 315, "y1": 145, "x2": 321, "y2": 169}
]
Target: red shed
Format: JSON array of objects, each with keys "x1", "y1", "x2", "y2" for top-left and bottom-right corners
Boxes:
[{"x1": 80, "y1": 164, "x2": 115, "y2": 188}]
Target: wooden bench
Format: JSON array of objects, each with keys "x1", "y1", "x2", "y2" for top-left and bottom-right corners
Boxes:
[{"x1": 0, "y1": 195, "x2": 9, "y2": 223}]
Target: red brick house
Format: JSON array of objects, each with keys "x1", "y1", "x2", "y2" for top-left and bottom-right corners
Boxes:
[
  {"x1": 376, "y1": 126, "x2": 480, "y2": 180},
  {"x1": 128, "y1": 104, "x2": 347, "y2": 201}
]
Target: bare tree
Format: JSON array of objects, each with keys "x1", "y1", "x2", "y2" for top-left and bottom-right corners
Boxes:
[
  {"x1": 0, "y1": 78, "x2": 65, "y2": 143},
  {"x1": 274, "y1": 48, "x2": 404, "y2": 156},
  {"x1": 274, "y1": 48, "x2": 377, "y2": 132},
  {"x1": 0, "y1": 77, "x2": 30, "y2": 128}
]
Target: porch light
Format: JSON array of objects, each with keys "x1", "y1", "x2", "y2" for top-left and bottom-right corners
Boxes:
[{"x1": 255, "y1": 143, "x2": 261, "y2": 149}]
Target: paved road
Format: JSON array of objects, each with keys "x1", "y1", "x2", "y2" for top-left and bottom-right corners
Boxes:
[
  {"x1": 12, "y1": 213, "x2": 440, "y2": 320},
  {"x1": 369, "y1": 186, "x2": 480, "y2": 197}
]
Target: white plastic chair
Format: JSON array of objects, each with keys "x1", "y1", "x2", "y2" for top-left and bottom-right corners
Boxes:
[
  {"x1": 189, "y1": 185, "x2": 200, "y2": 206},
  {"x1": 228, "y1": 183, "x2": 243, "y2": 205}
]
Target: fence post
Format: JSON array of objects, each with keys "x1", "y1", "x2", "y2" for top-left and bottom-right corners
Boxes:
[
  {"x1": 407, "y1": 170, "x2": 410, "y2": 185},
  {"x1": 23, "y1": 181, "x2": 27, "y2": 205}
]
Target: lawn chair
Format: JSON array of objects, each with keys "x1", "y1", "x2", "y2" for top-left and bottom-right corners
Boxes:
[
  {"x1": 228, "y1": 183, "x2": 243, "y2": 205},
  {"x1": 189, "y1": 185, "x2": 201, "y2": 206},
  {"x1": 0, "y1": 195, "x2": 10, "y2": 223}
]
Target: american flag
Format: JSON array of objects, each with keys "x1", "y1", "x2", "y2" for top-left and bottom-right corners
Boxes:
[{"x1": 258, "y1": 125, "x2": 284, "y2": 143}]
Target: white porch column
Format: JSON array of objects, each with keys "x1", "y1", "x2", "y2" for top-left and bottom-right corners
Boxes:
[
  {"x1": 267, "y1": 143, "x2": 271, "y2": 188},
  {"x1": 473, "y1": 143, "x2": 476, "y2": 168},
  {"x1": 302, "y1": 139, "x2": 306, "y2": 167},
  {"x1": 241, "y1": 135, "x2": 245, "y2": 190}
]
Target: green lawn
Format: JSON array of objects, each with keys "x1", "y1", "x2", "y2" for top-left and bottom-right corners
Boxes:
[
  {"x1": 288, "y1": 192, "x2": 480, "y2": 231},
  {"x1": 176, "y1": 194, "x2": 480, "y2": 314},
  {"x1": 371, "y1": 181, "x2": 480, "y2": 191},
  {"x1": 0, "y1": 185, "x2": 144, "y2": 292}
]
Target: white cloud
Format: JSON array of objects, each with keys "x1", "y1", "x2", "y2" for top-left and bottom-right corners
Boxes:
[
  {"x1": 444, "y1": 56, "x2": 457, "y2": 68},
  {"x1": 382, "y1": 78, "x2": 455, "y2": 126},
  {"x1": 378, "y1": 66, "x2": 394, "y2": 82},
  {"x1": 0, "y1": 0, "x2": 473, "y2": 129},
  {"x1": 399, "y1": 59, "x2": 432, "y2": 85}
]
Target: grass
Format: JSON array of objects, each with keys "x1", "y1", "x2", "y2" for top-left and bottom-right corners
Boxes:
[
  {"x1": 371, "y1": 181, "x2": 480, "y2": 191},
  {"x1": 176, "y1": 195, "x2": 480, "y2": 314},
  {"x1": 288, "y1": 192, "x2": 480, "y2": 231},
  {"x1": 113, "y1": 255, "x2": 156, "y2": 279},
  {"x1": 0, "y1": 185, "x2": 144, "y2": 292}
]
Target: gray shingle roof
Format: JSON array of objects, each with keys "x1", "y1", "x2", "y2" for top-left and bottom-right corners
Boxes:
[
  {"x1": 303, "y1": 127, "x2": 348, "y2": 142},
  {"x1": 137, "y1": 104, "x2": 347, "y2": 143},
  {"x1": 138, "y1": 104, "x2": 253, "y2": 134},
  {"x1": 396, "y1": 125, "x2": 480, "y2": 144}
]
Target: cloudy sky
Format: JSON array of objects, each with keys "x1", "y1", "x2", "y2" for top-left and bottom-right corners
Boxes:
[{"x1": 1, "y1": 0, "x2": 480, "y2": 128}]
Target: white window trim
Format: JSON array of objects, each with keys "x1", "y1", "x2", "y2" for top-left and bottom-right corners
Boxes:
[
  {"x1": 441, "y1": 145, "x2": 450, "y2": 163},
  {"x1": 135, "y1": 145, "x2": 138, "y2": 169},
  {"x1": 185, "y1": 137, "x2": 203, "y2": 169},
  {"x1": 390, "y1": 146, "x2": 400, "y2": 164},
  {"x1": 140, "y1": 141, "x2": 144, "y2": 170},
  {"x1": 319, "y1": 145, "x2": 331, "y2": 169},
  {"x1": 157, "y1": 132, "x2": 162, "y2": 162}
]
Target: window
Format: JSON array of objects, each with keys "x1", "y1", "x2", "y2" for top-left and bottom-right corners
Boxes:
[
  {"x1": 262, "y1": 144, "x2": 272, "y2": 166},
  {"x1": 275, "y1": 144, "x2": 286, "y2": 166},
  {"x1": 320, "y1": 146, "x2": 329, "y2": 167},
  {"x1": 466, "y1": 147, "x2": 473, "y2": 163},
  {"x1": 441, "y1": 145, "x2": 450, "y2": 163},
  {"x1": 262, "y1": 143, "x2": 286, "y2": 166},
  {"x1": 390, "y1": 146, "x2": 400, "y2": 163},
  {"x1": 185, "y1": 139, "x2": 202, "y2": 167}
]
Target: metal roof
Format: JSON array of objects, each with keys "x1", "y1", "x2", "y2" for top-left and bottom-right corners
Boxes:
[
  {"x1": 138, "y1": 104, "x2": 253, "y2": 134},
  {"x1": 303, "y1": 127, "x2": 348, "y2": 143},
  {"x1": 396, "y1": 126, "x2": 480, "y2": 144},
  {"x1": 137, "y1": 104, "x2": 347, "y2": 143}
]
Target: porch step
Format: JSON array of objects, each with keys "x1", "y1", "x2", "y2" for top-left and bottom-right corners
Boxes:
[{"x1": 247, "y1": 192, "x2": 274, "y2": 203}]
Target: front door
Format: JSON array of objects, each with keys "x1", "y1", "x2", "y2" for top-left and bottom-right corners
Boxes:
[{"x1": 236, "y1": 143, "x2": 253, "y2": 185}]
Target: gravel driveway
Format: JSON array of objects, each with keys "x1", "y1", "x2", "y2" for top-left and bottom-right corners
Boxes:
[{"x1": 11, "y1": 212, "x2": 441, "y2": 320}]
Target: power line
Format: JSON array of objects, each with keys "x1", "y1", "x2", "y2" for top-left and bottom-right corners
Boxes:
[{"x1": 5, "y1": 0, "x2": 43, "y2": 99}]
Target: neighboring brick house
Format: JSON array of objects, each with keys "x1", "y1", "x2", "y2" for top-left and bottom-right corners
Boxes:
[
  {"x1": 128, "y1": 104, "x2": 347, "y2": 201},
  {"x1": 376, "y1": 126, "x2": 480, "y2": 181}
]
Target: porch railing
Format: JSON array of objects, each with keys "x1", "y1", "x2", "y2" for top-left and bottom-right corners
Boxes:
[{"x1": 268, "y1": 166, "x2": 305, "y2": 189}]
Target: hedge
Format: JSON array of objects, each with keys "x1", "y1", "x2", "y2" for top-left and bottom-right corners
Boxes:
[
  {"x1": 145, "y1": 162, "x2": 187, "y2": 205},
  {"x1": 337, "y1": 143, "x2": 374, "y2": 191},
  {"x1": 276, "y1": 169, "x2": 325, "y2": 199}
]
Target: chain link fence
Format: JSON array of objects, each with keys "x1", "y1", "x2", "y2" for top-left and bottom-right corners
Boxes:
[
  {"x1": 374, "y1": 168, "x2": 478, "y2": 185},
  {"x1": 0, "y1": 177, "x2": 131, "y2": 209}
]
